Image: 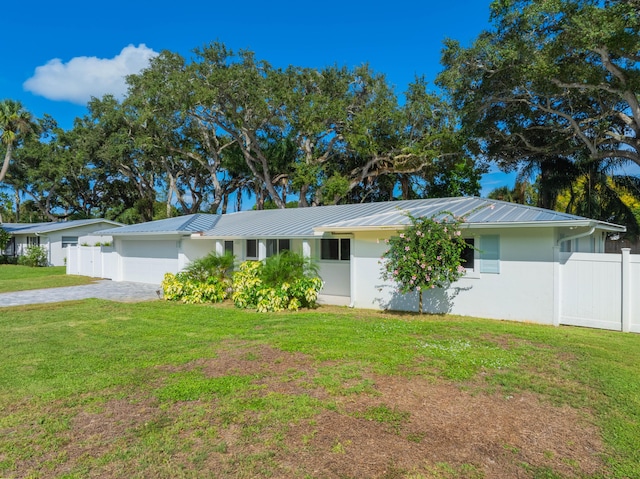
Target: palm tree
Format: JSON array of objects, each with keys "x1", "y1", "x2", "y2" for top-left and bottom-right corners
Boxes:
[{"x1": 0, "y1": 100, "x2": 37, "y2": 184}]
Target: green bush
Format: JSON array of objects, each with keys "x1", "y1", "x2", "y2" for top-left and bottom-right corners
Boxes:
[
  {"x1": 0, "y1": 255, "x2": 19, "y2": 265},
  {"x1": 17, "y1": 245, "x2": 48, "y2": 267},
  {"x1": 161, "y1": 272, "x2": 230, "y2": 304},
  {"x1": 260, "y1": 250, "x2": 318, "y2": 285},
  {"x1": 183, "y1": 252, "x2": 235, "y2": 283},
  {"x1": 232, "y1": 252, "x2": 323, "y2": 312}
]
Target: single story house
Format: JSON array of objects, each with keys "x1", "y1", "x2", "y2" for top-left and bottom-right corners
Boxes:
[
  {"x1": 1, "y1": 219, "x2": 122, "y2": 266},
  {"x1": 85, "y1": 197, "x2": 630, "y2": 327}
]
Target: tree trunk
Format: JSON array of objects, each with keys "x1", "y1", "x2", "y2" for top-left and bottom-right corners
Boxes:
[
  {"x1": 418, "y1": 290, "x2": 423, "y2": 314},
  {"x1": 14, "y1": 188, "x2": 20, "y2": 222},
  {"x1": 0, "y1": 144, "x2": 14, "y2": 184}
]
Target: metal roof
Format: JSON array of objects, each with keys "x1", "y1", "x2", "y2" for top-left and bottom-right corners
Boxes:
[
  {"x1": 1, "y1": 219, "x2": 122, "y2": 235},
  {"x1": 204, "y1": 197, "x2": 625, "y2": 238},
  {"x1": 82, "y1": 198, "x2": 625, "y2": 240},
  {"x1": 315, "y1": 197, "x2": 621, "y2": 231},
  {"x1": 98, "y1": 214, "x2": 220, "y2": 235}
]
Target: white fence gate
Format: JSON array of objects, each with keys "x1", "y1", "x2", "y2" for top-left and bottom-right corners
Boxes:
[
  {"x1": 67, "y1": 246, "x2": 116, "y2": 279},
  {"x1": 556, "y1": 249, "x2": 639, "y2": 333}
]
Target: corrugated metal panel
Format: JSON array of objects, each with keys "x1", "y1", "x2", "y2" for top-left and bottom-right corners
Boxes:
[
  {"x1": 317, "y1": 197, "x2": 593, "y2": 230},
  {"x1": 1, "y1": 219, "x2": 120, "y2": 234},
  {"x1": 206, "y1": 197, "x2": 598, "y2": 238},
  {"x1": 99, "y1": 214, "x2": 220, "y2": 235},
  {"x1": 88, "y1": 197, "x2": 624, "y2": 239}
]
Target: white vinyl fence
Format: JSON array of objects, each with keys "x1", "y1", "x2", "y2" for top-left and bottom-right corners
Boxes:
[
  {"x1": 66, "y1": 245, "x2": 117, "y2": 280},
  {"x1": 555, "y1": 248, "x2": 639, "y2": 333}
]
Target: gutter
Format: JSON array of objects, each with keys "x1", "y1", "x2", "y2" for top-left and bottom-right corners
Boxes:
[{"x1": 556, "y1": 225, "x2": 596, "y2": 246}]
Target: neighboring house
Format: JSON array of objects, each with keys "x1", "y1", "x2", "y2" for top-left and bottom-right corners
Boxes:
[
  {"x1": 1, "y1": 219, "x2": 122, "y2": 266},
  {"x1": 85, "y1": 197, "x2": 631, "y2": 328}
]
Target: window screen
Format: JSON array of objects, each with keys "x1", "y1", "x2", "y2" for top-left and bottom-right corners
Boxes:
[{"x1": 479, "y1": 235, "x2": 500, "y2": 273}]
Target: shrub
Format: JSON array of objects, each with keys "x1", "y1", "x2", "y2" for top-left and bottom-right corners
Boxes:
[
  {"x1": 183, "y1": 252, "x2": 235, "y2": 283},
  {"x1": 260, "y1": 250, "x2": 318, "y2": 285},
  {"x1": 0, "y1": 255, "x2": 18, "y2": 265},
  {"x1": 17, "y1": 245, "x2": 48, "y2": 267},
  {"x1": 231, "y1": 260, "x2": 263, "y2": 309},
  {"x1": 161, "y1": 272, "x2": 230, "y2": 304},
  {"x1": 232, "y1": 252, "x2": 323, "y2": 312},
  {"x1": 381, "y1": 211, "x2": 468, "y2": 313}
]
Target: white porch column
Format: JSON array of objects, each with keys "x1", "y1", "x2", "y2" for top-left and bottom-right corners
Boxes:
[
  {"x1": 215, "y1": 240, "x2": 224, "y2": 255},
  {"x1": 622, "y1": 248, "x2": 631, "y2": 333},
  {"x1": 258, "y1": 240, "x2": 267, "y2": 260},
  {"x1": 302, "y1": 239, "x2": 311, "y2": 259}
]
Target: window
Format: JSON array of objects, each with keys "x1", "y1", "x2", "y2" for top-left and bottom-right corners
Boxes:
[
  {"x1": 320, "y1": 238, "x2": 350, "y2": 261},
  {"x1": 479, "y1": 235, "x2": 500, "y2": 273},
  {"x1": 460, "y1": 238, "x2": 475, "y2": 270},
  {"x1": 340, "y1": 238, "x2": 350, "y2": 261},
  {"x1": 266, "y1": 239, "x2": 291, "y2": 257},
  {"x1": 224, "y1": 240, "x2": 234, "y2": 255},
  {"x1": 279, "y1": 239, "x2": 291, "y2": 252},
  {"x1": 61, "y1": 236, "x2": 78, "y2": 248},
  {"x1": 246, "y1": 239, "x2": 257, "y2": 259},
  {"x1": 27, "y1": 236, "x2": 40, "y2": 247}
]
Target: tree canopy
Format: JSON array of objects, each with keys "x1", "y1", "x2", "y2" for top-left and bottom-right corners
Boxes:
[
  {"x1": 1, "y1": 43, "x2": 481, "y2": 222},
  {"x1": 438, "y1": 0, "x2": 640, "y2": 232}
]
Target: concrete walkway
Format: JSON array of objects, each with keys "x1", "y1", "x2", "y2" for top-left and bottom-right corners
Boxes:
[{"x1": 0, "y1": 280, "x2": 162, "y2": 308}]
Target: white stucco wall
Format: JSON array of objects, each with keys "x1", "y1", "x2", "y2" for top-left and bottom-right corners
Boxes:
[
  {"x1": 350, "y1": 228, "x2": 558, "y2": 325},
  {"x1": 180, "y1": 237, "x2": 216, "y2": 270}
]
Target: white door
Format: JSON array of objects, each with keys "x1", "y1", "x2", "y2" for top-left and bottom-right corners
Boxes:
[{"x1": 120, "y1": 240, "x2": 179, "y2": 284}]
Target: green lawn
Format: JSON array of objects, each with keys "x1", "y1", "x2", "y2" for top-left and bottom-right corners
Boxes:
[
  {"x1": 0, "y1": 265, "x2": 95, "y2": 293},
  {"x1": 1, "y1": 301, "x2": 638, "y2": 478}
]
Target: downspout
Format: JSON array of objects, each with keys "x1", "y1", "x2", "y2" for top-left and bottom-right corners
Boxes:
[{"x1": 556, "y1": 225, "x2": 596, "y2": 248}]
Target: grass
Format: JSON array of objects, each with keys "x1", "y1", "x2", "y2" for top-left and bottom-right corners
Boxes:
[
  {"x1": 0, "y1": 300, "x2": 639, "y2": 477},
  {"x1": 0, "y1": 265, "x2": 94, "y2": 293}
]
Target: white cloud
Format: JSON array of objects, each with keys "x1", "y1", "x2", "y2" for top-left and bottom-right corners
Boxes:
[{"x1": 23, "y1": 44, "x2": 159, "y2": 105}]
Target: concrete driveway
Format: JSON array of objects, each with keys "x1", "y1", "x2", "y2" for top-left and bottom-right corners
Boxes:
[{"x1": 0, "y1": 280, "x2": 162, "y2": 308}]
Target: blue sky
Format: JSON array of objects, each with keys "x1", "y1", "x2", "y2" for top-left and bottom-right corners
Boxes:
[{"x1": 1, "y1": 0, "x2": 513, "y2": 196}]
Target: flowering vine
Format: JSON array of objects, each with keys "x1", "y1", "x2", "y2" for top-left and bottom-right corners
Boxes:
[{"x1": 381, "y1": 210, "x2": 468, "y2": 313}]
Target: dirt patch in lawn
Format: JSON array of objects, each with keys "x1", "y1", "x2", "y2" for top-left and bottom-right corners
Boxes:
[{"x1": 13, "y1": 343, "x2": 605, "y2": 478}]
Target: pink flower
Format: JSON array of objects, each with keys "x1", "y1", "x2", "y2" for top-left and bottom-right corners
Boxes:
[
  {"x1": 455, "y1": 231, "x2": 461, "y2": 236},
  {"x1": 412, "y1": 275, "x2": 417, "y2": 280},
  {"x1": 393, "y1": 269, "x2": 399, "y2": 276},
  {"x1": 457, "y1": 265, "x2": 465, "y2": 273},
  {"x1": 437, "y1": 255, "x2": 441, "y2": 261},
  {"x1": 405, "y1": 246, "x2": 410, "y2": 251},
  {"x1": 399, "y1": 233, "x2": 405, "y2": 238}
]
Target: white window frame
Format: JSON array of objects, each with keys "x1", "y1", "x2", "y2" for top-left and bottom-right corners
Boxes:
[
  {"x1": 320, "y1": 238, "x2": 350, "y2": 261},
  {"x1": 245, "y1": 239, "x2": 258, "y2": 259}
]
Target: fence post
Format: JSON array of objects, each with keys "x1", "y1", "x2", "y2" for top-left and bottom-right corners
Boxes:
[
  {"x1": 553, "y1": 246, "x2": 561, "y2": 327},
  {"x1": 622, "y1": 248, "x2": 631, "y2": 333}
]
